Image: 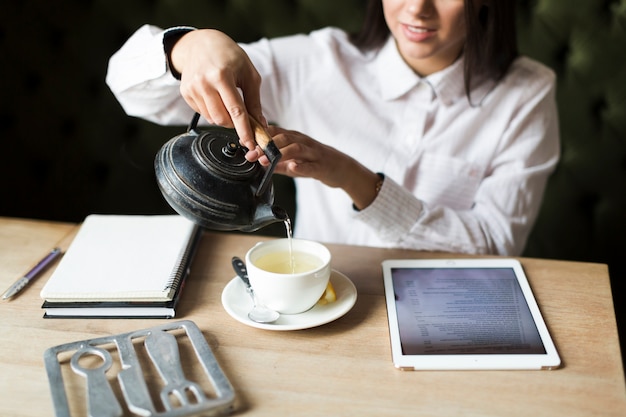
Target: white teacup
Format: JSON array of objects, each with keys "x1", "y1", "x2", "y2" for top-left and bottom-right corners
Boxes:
[{"x1": 245, "y1": 238, "x2": 331, "y2": 314}]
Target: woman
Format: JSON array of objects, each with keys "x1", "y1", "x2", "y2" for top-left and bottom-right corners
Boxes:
[{"x1": 106, "y1": 0, "x2": 560, "y2": 255}]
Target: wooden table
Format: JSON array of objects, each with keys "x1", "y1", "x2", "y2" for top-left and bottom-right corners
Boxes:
[{"x1": 1, "y1": 216, "x2": 624, "y2": 416}]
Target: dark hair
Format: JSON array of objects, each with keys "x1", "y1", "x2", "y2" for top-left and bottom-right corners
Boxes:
[{"x1": 349, "y1": 0, "x2": 519, "y2": 100}]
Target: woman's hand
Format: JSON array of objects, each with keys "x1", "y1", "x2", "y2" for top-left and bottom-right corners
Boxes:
[
  {"x1": 265, "y1": 126, "x2": 382, "y2": 210},
  {"x1": 170, "y1": 29, "x2": 265, "y2": 158}
]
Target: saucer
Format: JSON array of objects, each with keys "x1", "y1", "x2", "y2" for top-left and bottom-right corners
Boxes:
[{"x1": 221, "y1": 270, "x2": 357, "y2": 331}]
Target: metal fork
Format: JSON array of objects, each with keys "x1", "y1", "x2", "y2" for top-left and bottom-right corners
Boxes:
[{"x1": 144, "y1": 329, "x2": 207, "y2": 411}]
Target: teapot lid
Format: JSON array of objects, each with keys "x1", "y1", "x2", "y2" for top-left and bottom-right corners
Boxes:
[{"x1": 194, "y1": 128, "x2": 258, "y2": 180}]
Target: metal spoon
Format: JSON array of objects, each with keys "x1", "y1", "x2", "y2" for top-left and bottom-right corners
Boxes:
[{"x1": 231, "y1": 257, "x2": 280, "y2": 324}]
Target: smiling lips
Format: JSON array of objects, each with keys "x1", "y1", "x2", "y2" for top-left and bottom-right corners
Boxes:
[{"x1": 403, "y1": 23, "x2": 436, "y2": 41}]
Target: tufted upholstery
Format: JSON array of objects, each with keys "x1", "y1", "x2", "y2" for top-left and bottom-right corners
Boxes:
[
  {"x1": 1, "y1": 1, "x2": 625, "y2": 348},
  {"x1": 518, "y1": 1, "x2": 626, "y2": 270}
]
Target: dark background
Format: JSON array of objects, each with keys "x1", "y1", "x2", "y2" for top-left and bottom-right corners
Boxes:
[{"x1": 1, "y1": 1, "x2": 625, "y2": 359}]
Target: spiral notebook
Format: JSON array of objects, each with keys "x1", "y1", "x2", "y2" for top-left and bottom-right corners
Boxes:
[{"x1": 40, "y1": 214, "x2": 201, "y2": 318}]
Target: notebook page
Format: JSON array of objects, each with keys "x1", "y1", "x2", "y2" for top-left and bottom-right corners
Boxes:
[{"x1": 40, "y1": 215, "x2": 198, "y2": 301}]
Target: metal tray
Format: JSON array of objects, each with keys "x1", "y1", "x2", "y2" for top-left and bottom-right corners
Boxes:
[{"x1": 44, "y1": 320, "x2": 235, "y2": 417}]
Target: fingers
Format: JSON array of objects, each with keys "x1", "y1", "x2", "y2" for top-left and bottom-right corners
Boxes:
[
  {"x1": 264, "y1": 130, "x2": 326, "y2": 177},
  {"x1": 180, "y1": 74, "x2": 256, "y2": 143},
  {"x1": 265, "y1": 128, "x2": 349, "y2": 188},
  {"x1": 173, "y1": 29, "x2": 265, "y2": 157},
  {"x1": 217, "y1": 83, "x2": 258, "y2": 151}
]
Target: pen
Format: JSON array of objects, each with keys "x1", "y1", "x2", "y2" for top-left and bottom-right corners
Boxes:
[{"x1": 2, "y1": 247, "x2": 63, "y2": 300}]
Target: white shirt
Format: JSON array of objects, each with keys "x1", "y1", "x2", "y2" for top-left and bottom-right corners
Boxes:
[{"x1": 106, "y1": 25, "x2": 560, "y2": 255}]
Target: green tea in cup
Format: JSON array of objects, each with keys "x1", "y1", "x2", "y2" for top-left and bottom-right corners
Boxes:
[
  {"x1": 245, "y1": 239, "x2": 331, "y2": 314},
  {"x1": 254, "y1": 251, "x2": 322, "y2": 274}
]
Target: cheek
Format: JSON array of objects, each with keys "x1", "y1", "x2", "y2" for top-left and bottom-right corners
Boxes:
[{"x1": 443, "y1": 9, "x2": 468, "y2": 41}]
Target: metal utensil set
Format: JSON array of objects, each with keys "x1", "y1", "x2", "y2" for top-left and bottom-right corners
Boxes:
[{"x1": 44, "y1": 320, "x2": 234, "y2": 417}]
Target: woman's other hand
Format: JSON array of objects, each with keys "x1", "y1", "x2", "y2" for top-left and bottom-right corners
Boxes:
[{"x1": 266, "y1": 126, "x2": 382, "y2": 210}]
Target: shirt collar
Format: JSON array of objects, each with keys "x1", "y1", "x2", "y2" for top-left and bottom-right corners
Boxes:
[
  {"x1": 373, "y1": 36, "x2": 469, "y2": 106},
  {"x1": 374, "y1": 37, "x2": 421, "y2": 101}
]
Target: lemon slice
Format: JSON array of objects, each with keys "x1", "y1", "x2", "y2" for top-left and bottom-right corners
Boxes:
[{"x1": 318, "y1": 281, "x2": 337, "y2": 305}]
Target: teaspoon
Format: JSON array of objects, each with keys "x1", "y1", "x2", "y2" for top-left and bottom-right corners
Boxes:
[{"x1": 231, "y1": 257, "x2": 280, "y2": 324}]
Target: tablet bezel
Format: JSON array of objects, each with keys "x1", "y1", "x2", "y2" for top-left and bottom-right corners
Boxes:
[{"x1": 382, "y1": 258, "x2": 561, "y2": 371}]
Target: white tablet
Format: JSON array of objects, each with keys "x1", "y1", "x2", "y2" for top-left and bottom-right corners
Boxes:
[{"x1": 382, "y1": 258, "x2": 560, "y2": 371}]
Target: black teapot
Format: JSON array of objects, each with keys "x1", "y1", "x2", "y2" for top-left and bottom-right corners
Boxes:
[{"x1": 155, "y1": 113, "x2": 288, "y2": 232}]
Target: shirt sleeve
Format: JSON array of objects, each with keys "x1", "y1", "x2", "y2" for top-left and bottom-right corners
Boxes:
[
  {"x1": 105, "y1": 24, "x2": 195, "y2": 125},
  {"x1": 355, "y1": 175, "x2": 496, "y2": 254}
]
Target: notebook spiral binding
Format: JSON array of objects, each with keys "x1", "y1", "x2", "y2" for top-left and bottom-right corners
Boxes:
[{"x1": 163, "y1": 225, "x2": 202, "y2": 292}]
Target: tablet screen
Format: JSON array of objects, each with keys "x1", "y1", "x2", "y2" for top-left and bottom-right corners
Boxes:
[
  {"x1": 382, "y1": 259, "x2": 560, "y2": 370},
  {"x1": 392, "y1": 267, "x2": 545, "y2": 355}
]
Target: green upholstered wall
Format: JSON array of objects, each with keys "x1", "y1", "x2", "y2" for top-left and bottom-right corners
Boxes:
[{"x1": 1, "y1": 1, "x2": 625, "y2": 350}]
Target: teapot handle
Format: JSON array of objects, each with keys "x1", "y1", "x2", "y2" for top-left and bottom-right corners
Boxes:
[
  {"x1": 187, "y1": 113, "x2": 202, "y2": 133},
  {"x1": 187, "y1": 113, "x2": 281, "y2": 197},
  {"x1": 248, "y1": 115, "x2": 282, "y2": 198}
]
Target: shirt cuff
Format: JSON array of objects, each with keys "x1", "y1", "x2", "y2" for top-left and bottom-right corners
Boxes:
[
  {"x1": 163, "y1": 26, "x2": 196, "y2": 80},
  {"x1": 353, "y1": 176, "x2": 423, "y2": 243}
]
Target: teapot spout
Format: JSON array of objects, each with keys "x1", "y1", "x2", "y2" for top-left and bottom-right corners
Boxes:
[{"x1": 241, "y1": 205, "x2": 289, "y2": 232}]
